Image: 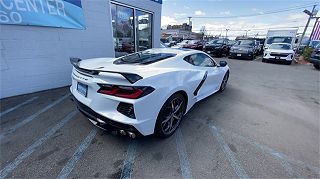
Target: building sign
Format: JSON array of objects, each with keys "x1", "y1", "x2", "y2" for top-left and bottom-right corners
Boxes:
[{"x1": 0, "y1": 0, "x2": 85, "y2": 29}]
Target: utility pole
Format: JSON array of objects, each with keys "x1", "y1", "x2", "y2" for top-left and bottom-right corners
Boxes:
[
  {"x1": 297, "y1": 4, "x2": 317, "y2": 51},
  {"x1": 187, "y1": 17, "x2": 192, "y2": 26},
  {"x1": 245, "y1": 30, "x2": 250, "y2": 37},
  {"x1": 225, "y1": 29, "x2": 230, "y2": 39},
  {"x1": 187, "y1": 17, "x2": 192, "y2": 39}
]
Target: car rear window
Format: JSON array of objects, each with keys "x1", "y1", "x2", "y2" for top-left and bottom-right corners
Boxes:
[{"x1": 113, "y1": 51, "x2": 176, "y2": 65}]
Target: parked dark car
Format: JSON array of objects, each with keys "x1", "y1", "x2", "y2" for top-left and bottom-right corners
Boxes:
[
  {"x1": 227, "y1": 40, "x2": 237, "y2": 48},
  {"x1": 310, "y1": 44, "x2": 320, "y2": 70},
  {"x1": 229, "y1": 39, "x2": 257, "y2": 60},
  {"x1": 203, "y1": 39, "x2": 230, "y2": 57},
  {"x1": 182, "y1": 40, "x2": 204, "y2": 50}
]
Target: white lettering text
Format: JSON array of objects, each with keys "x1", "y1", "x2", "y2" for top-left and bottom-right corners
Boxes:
[
  {"x1": 0, "y1": 0, "x2": 13, "y2": 10},
  {"x1": 13, "y1": 0, "x2": 26, "y2": 11},
  {"x1": 25, "y1": 0, "x2": 38, "y2": 12}
]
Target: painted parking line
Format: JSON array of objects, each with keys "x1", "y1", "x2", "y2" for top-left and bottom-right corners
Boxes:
[
  {"x1": 120, "y1": 140, "x2": 138, "y2": 179},
  {"x1": 211, "y1": 125, "x2": 250, "y2": 179},
  {"x1": 0, "y1": 96, "x2": 39, "y2": 118},
  {"x1": 175, "y1": 128, "x2": 193, "y2": 179},
  {"x1": 0, "y1": 111, "x2": 77, "y2": 179},
  {"x1": 218, "y1": 127, "x2": 320, "y2": 175},
  {"x1": 57, "y1": 129, "x2": 97, "y2": 179},
  {"x1": 0, "y1": 94, "x2": 70, "y2": 139},
  {"x1": 191, "y1": 118, "x2": 320, "y2": 175}
]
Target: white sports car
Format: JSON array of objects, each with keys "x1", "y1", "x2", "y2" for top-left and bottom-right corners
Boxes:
[{"x1": 70, "y1": 48, "x2": 230, "y2": 138}]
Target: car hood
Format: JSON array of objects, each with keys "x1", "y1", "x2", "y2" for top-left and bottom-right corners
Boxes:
[
  {"x1": 232, "y1": 45, "x2": 253, "y2": 49},
  {"x1": 205, "y1": 44, "x2": 223, "y2": 47},
  {"x1": 266, "y1": 49, "x2": 294, "y2": 53}
]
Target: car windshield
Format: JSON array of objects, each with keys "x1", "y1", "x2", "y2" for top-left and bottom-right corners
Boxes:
[
  {"x1": 267, "y1": 37, "x2": 292, "y2": 45},
  {"x1": 228, "y1": 40, "x2": 236, "y2": 45},
  {"x1": 208, "y1": 39, "x2": 224, "y2": 44},
  {"x1": 236, "y1": 40, "x2": 254, "y2": 46},
  {"x1": 114, "y1": 51, "x2": 176, "y2": 65},
  {"x1": 309, "y1": 40, "x2": 320, "y2": 48},
  {"x1": 180, "y1": 40, "x2": 189, "y2": 44},
  {"x1": 189, "y1": 40, "x2": 200, "y2": 44},
  {"x1": 269, "y1": 44, "x2": 292, "y2": 50}
]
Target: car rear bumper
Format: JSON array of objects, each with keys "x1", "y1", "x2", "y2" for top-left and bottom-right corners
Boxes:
[
  {"x1": 72, "y1": 95, "x2": 143, "y2": 136},
  {"x1": 70, "y1": 68, "x2": 159, "y2": 136}
]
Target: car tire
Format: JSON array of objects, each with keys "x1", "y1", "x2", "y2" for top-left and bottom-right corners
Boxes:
[
  {"x1": 262, "y1": 58, "x2": 266, "y2": 62},
  {"x1": 313, "y1": 64, "x2": 320, "y2": 70},
  {"x1": 251, "y1": 54, "x2": 255, "y2": 60},
  {"x1": 286, "y1": 61, "x2": 292, "y2": 65},
  {"x1": 219, "y1": 71, "x2": 229, "y2": 92},
  {"x1": 155, "y1": 93, "x2": 186, "y2": 138}
]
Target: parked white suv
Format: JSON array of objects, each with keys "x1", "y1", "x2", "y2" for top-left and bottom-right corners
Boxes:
[{"x1": 263, "y1": 43, "x2": 294, "y2": 65}]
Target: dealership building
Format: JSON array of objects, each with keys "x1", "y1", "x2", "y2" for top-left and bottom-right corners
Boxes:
[{"x1": 0, "y1": 0, "x2": 162, "y2": 98}]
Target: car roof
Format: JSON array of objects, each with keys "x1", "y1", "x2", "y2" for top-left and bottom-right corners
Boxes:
[{"x1": 146, "y1": 48, "x2": 199, "y2": 56}]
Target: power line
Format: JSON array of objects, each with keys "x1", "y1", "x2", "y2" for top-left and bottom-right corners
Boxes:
[
  {"x1": 176, "y1": 3, "x2": 318, "y2": 20},
  {"x1": 193, "y1": 25, "x2": 314, "y2": 32}
]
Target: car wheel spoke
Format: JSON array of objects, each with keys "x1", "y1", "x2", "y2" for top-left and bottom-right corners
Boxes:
[
  {"x1": 161, "y1": 97, "x2": 184, "y2": 135},
  {"x1": 172, "y1": 114, "x2": 180, "y2": 120},
  {"x1": 162, "y1": 115, "x2": 172, "y2": 124},
  {"x1": 173, "y1": 102, "x2": 182, "y2": 113}
]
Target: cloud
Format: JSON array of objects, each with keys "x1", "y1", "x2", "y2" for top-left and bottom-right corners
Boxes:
[
  {"x1": 174, "y1": 13, "x2": 187, "y2": 18},
  {"x1": 161, "y1": 16, "x2": 177, "y2": 26},
  {"x1": 194, "y1": 10, "x2": 206, "y2": 16},
  {"x1": 286, "y1": 13, "x2": 308, "y2": 21},
  {"x1": 251, "y1": 8, "x2": 264, "y2": 15},
  {"x1": 219, "y1": 11, "x2": 231, "y2": 15},
  {"x1": 183, "y1": 6, "x2": 190, "y2": 9}
]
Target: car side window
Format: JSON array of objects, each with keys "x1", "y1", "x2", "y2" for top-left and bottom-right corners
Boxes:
[{"x1": 184, "y1": 53, "x2": 216, "y2": 67}]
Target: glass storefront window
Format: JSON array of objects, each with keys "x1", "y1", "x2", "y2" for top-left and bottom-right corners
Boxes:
[
  {"x1": 136, "y1": 10, "x2": 152, "y2": 51},
  {"x1": 111, "y1": 3, "x2": 153, "y2": 57},
  {"x1": 111, "y1": 4, "x2": 135, "y2": 57}
]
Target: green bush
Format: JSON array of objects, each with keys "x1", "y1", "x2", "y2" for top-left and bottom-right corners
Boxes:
[{"x1": 303, "y1": 47, "x2": 314, "y2": 61}]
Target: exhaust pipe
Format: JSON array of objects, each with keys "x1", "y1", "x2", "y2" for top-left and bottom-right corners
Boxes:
[
  {"x1": 119, "y1": 130, "x2": 126, "y2": 136},
  {"x1": 127, "y1": 132, "x2": 136, "y2": 139}
]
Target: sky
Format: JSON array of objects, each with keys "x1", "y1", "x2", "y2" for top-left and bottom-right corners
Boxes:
[{"x1": 161, "y1": 0, "x2": 319, "y2": 38}]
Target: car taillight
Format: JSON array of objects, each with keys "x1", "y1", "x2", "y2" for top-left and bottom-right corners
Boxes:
[{"x1": 97, "y1": 84, "x2": 154, "y2": 99}]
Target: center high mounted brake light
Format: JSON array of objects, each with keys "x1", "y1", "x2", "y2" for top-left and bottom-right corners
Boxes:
[{"x1": 97, "y1": 84, "x2": 155, "y2": 99}]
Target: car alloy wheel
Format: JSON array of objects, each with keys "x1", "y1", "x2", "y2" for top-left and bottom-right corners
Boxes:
[
  {"x1": 155, "y1": 93, "x2": 186, "y2": 137},
  {"x1": 161, "y1": 97, "x2": 184, "y2": 135}
]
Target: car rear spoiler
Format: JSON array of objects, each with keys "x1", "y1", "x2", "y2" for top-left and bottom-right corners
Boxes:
[{"x1": 70, "y1": 57, "x2": 143, "y2": 84}]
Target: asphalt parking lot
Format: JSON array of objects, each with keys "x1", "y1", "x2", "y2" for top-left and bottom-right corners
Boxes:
[{"x1": 1, "y1": 57, "x2": 319, "y2": 179}]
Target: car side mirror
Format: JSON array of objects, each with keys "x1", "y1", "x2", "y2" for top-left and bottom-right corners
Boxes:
[{"x1": 219, "y1": 61, "x2": 227, "y2": 67}]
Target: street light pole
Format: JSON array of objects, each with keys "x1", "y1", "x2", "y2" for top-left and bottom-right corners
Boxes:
[
  {"x1": 297, "y1": 4, "x2": 317, "y2": 51},
  {"x1": 245, "y1": 30, "x2": 250, "y2": 37},
  {"x1": 225, "y1": 29, "x2": 230, "y2": 39}
]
